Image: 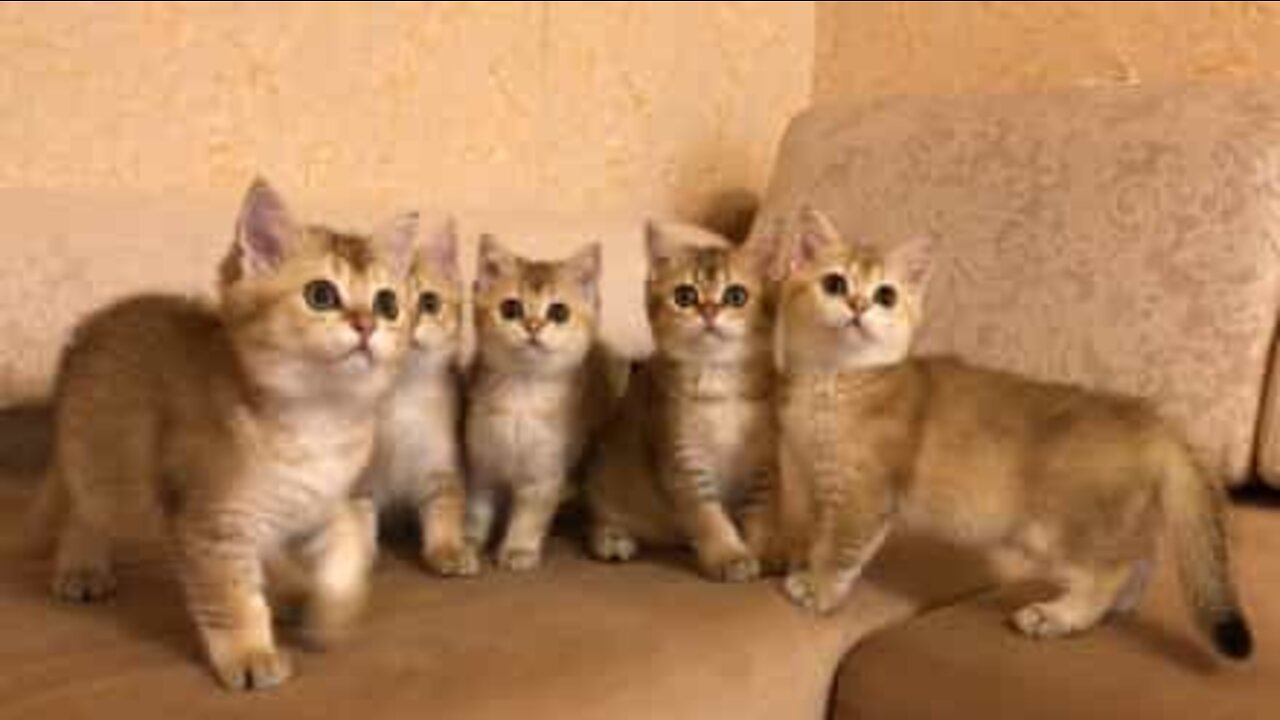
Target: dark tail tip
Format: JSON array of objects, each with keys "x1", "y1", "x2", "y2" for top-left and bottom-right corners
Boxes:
[{"x1": 1213, "y1": 614, "x2": 1254, "y2": 660}]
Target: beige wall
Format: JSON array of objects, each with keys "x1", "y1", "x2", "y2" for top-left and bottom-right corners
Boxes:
[
  {"x1": 817, "y1": 2, "x2": 1280, "y2": 102},
  {"x1": 0, "y1": 1, "x2": 812, "y2": 219}
]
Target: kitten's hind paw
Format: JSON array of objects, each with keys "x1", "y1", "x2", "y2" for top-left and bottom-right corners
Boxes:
[
  {"x1": 424, "y1": 543, "x2": 482, "y2": 577},
  {"x1": 52, "y1": 567, "x2": 117, "y2": 603},
  {"x1": 1010, "y1": 602, "x2": 1081, "y2": 639},
  {"x1": 211, "y1": 648, "x2": 293, "y2": 692},
  {"x1": 781, "y1": 570, "x2": 844, "y2": 614},
  {"x1": 589, "y1": 527, "x2": 638, "y2": 562},
  {"x1": 496, "y1": 547, "x2": 542, "y2": 572},
  {"x1": 701, "y1": 552, "x2": 761, "y2": 583}
]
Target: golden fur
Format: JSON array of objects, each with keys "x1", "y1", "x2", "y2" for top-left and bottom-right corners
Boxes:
[
  {"x1": 585, "y1": 223, "x2": 783, "y2": 581},
  {"x1": 30, "y1": 179, "x2": 419, "y2": 690},
  {"x1": 776, "y1": 208, "x2": 1252, "y2": 660}
]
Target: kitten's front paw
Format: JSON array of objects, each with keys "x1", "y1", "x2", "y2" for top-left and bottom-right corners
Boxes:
[
  {"x1": 52, "y1": 567, "x2": 117, "y2": 603},
  {"x1": 211, "y1": 647, "x2": 293, "y2": 692},
  {"x1": 1010, "y1": 603, "x2": 1082, "y2": 639},
  {"x1": 700, "y1": 551, "x2": 761, "y2": 583},
  {"x1": 781, "y1": 571, "x2": 842, "y2": 614},
  {"x1": 589, "y1": 527, "x2": 638, "y2": 562},
  {"x1": 424, "y1": 543, "x2": 482, "y2": 577},
  {"x1": 496, "y1": 546, "x2": 542, "y2": 572}
]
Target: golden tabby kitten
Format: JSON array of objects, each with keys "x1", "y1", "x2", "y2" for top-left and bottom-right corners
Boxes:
[
  {"x1": 585, "y1": 222, "x2": 781, "y2": 582},
  {"x1": 358, "y1": 218, "x2": 478, "y2": 577},
  {"x1": 776, "y1": 207, "x2": 1252, "y2": 659},
  {"x1": 30, "y1": 179, "x2": 419, "y2": 690},
  {"x1": 465, "y1": 236, "x2": 613, "y2": 571}
]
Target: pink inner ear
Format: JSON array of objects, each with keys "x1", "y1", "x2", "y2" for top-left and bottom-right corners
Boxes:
[
  {"x1": 237, "y1": 181, "x2": 295, "y2": 275},
  {"x1": 889, "y1": 237, "x2": 936, "y2": 289},
  {"x1": 423, "y1": 218, "x2": 459, "y2": 280}
]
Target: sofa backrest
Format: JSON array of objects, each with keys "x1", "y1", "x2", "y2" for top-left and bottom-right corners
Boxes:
[{"x1": 754, "y1": 83, "x2": 1280, "y2": 487}]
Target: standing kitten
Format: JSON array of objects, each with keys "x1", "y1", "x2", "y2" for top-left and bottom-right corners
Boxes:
[
  {"x1": 31, "y1": 179, "x2": 419, "y2": 690},
  {"x1": 358, "y1": 219, "x2": 478, "y2": 576},
  {"x1": 585, "y1": 223, "x2": 781, "y2": 582},
  {"x1": 465, "y1": 236, "x2": 612, "y2": 571},
  {"x1": 776, "y1": 208, "x2": 1252, "y2": 660}
]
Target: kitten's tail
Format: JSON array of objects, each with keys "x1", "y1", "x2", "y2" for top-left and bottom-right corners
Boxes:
[
  {"x1": 26, "y1": 467, "x2": 67, "y2": 556},
  {"x1": 1157, "y1": 436, "x2": 1253, "y2": 660}
]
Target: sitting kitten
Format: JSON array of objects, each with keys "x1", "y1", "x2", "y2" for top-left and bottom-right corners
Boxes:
[
  {"x1": 776, "y1": 207, "x2": 1252, "y2": 660},
  {"x1": 358, "y1": 219, "x2": 478, "y2": 576},
  {"x1": 585, "y1": 223, "x2": 781, "y2": 582},
  {"x1": 30, "y1": 179, "x2": 418, "y2": 690},
  {"x1": 464, "y1": 236, "x2": 612, "y2": 571}
]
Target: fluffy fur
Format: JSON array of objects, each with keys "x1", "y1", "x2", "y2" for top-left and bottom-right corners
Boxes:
[
  {"x1": 776, "y1": 207, "x2": 1252, "y2": 660},
  {"x1": 585, "y1": 222, "x2": 783, "y2": 581},
  {"x1": 464, "y1": 236, "x2": 613, "y2": 571},
  {"x1": 30, "y1": 179, "x2": 419, "y2": 690}
]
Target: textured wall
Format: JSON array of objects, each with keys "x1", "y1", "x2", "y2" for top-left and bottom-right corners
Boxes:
[
  {"x1": 817, "y1": 2, "x2": 1280, "y2": 102},
  {"x1": 0, "y1": 1, "x2": 812, "y2": 219}
]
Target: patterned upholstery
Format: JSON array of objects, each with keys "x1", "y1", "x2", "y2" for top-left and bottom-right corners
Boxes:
[{"x1": 755, "y1": 83, "x2": 1280, "y2": 487}]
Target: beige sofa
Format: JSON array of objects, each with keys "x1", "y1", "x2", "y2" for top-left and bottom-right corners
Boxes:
[{"x1": 1, "y1": 82, "x2": 1276, "y2": 718}]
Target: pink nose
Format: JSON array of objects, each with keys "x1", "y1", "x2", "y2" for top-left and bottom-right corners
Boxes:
[
  {"x1": 348, "y1": 313, "x2": 375, "y2": 339},
  {"x1": 698, "y1": 304, "x2": 719, "y2": 324}
]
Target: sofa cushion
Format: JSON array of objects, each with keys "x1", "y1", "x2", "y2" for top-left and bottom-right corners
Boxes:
[
  {"x1": 754, "y1": 83, "x2": 1280, "y2": 486},
  {"x1": 831, "y1": 502, "x2": 1279, "y2": 720}
]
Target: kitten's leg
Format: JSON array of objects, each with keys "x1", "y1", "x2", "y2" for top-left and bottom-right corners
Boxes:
[
  {"x1": 588, "y1": 520, "x2": 639, "y2": 562},
  {"x1": 176, "y1": 519, "x2": 290, "y2": 691},
  {"x1": 419, "y1": 471, "x2": 480, "y2": 577},
  {"x1": 783, "y1": 487, "x2": 892, "y2": 614},
  {"x1": 740, "y1": 465, "x2": 785, "y2": 575},
  {"x1": 667, "y1": 466, "x2": 758, "y2": 582},
  {"x1": 496, "y1": 479, "x2": 561, "y2": 571},
  {"x1": 1011, "y1": 563, "x2": 1133, "y2": 639},
  {"x1": 295, "y1": 499, "x2": 377, "y2": 649},
  {"x1": 52, "y1": 506, "x2": 117, "y2": 603},
  {"x1": 464, "y1": 483, "x2": 498, "y2": 553}
]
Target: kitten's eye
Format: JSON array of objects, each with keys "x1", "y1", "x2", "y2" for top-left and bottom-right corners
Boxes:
[
  {"x1": 873, "y1": 285, "x2": 898, "y2": 309},
  {"x1": 820, "y1": 273, "x2": 848, "y2": 297},
  {"x1": 303, "y1": 280, "x2": 342, "y2": 311},
  {"x1": 499, "y1": 298, "x2": 524, "y2": 321},
  {"x1": 721, "y1": 284, "x2": 750, "y2": 308},
  {"x1": 546, "y1": 302, "x2": 572, "y2": 324},
  {"x1": 373, "y1": 289, "x2": 399, "y2": 321},
  {"x1": 673, "y1": 284, "x2": 699, "y2": 308},
  {"x1": 419, "y1": 291, "x2": 441, "y2": 316}
]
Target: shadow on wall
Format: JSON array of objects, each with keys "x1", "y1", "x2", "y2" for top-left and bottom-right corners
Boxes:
[{"x1": 0, "y1": 402, "x2": 52, "y2": 480}]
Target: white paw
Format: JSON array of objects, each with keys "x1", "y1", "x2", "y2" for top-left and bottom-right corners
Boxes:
[{"x1": 1010, "y1": 603, "x2": 1081, "y2": 639}]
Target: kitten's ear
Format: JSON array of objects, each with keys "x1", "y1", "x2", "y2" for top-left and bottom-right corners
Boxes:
[
  {"x1": 788, "y1": 206, "x2": 843, "y2": 274},
  {"x1": 234, "y1": 177, "x2": 298, "y2": 277},
  {"x1": 885, "y1": 236, "x2": 936, "y2": 294},
  {"x1": 566, "y1": 241, "x2": 603, "y2": 305},
  {"x1": 376, "y1": 210, "x2": 420, "y2": 277},
  {"x1": 738, "y1": 224, "x2": 781, "y2": 281},
  {"x1": 644, "y1": 220, "x2": 684, "y2": 270},
  {"x1": 419, "y1": 216, "x2": 459, "y2": 281},
  {"x1": 476, "y1": 234, "x2": 516, "y2": 293}
]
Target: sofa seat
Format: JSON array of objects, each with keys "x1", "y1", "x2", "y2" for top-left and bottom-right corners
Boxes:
[{"x1": 832, "y1": 501, "x2": 1278, "y2": 720}]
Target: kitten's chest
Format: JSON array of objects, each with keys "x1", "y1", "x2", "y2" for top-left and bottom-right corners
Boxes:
[
  {"x1": 368, "y1": 377, "x2": 459, "y2": 501},
  {"x1": 469, "y1": 381, "x2": 580, "y2": 481},
  {"x1": 664, "y1": 394, "x2": 772, "y2": 489}
]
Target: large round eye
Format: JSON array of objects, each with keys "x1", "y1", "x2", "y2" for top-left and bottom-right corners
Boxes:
[
  {"x1": 419, "y1": 291, "x2": 441, "y2": 316},
  {"x1": 499, "y1": 298, "x2": 524, "y2": 321},
  {"x1": 721, "y1": 284, "x2": 750, "y2": 308},
  {"x1": 873, "y1": 284, "x2": 898, "y2": 309},
  {"x1": 373, "y1": 289, "x2": 399, "y2": 321},
  {"x1": 673, "y1": 284, "x2": 699, "y2": 308},
  {"x1": 820, "y1": 273, "x2": 848, "y2": 297},
  {"x1": 546, "y1": 302, "x2": 571, "y2": 324},
  {"x1": 303, "y1": 280, "x2": 342, "y2": 311}
]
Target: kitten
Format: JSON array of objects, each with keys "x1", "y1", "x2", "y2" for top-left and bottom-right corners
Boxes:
[
  {"x1": 775, "y1": 207, "x2": 1253, "y2": 660},
  {"x1": 585, "y1": 222, "x2": 781, "y2": 582},
  {"x1": 358, "y1": 218, "x2": 478, "y2": 576},
  {"x1": 29, "y1": 179, "x2": 419, "y2": 690},
  {"x1": 464, "y1": 236, "x2": 613, "y2": 571}
]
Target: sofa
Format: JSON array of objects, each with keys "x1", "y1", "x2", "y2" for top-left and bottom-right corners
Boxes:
[{"x1": 1, "y1": 82, "x2": 1276, "y2": 719}]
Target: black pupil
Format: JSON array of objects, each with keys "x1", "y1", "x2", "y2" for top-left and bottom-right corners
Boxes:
[
  {"x1": 419, "y1": 292, "x2": 441, "y2": 315},
  {"x1": 673, "y1": 285, "x2": 699, "y2": 308},
  {"x1": 304, "y1": 280, "x2": 341, "y2": 310},
  {"x1": 374, "y1": 290, "x2": 398, "y2": 320},
  {"x1": 500, "y1": 298, "x2": 524, "y2": 321},
  {"x1": 821, "y1": 273, "x2": 848, "y2": 297},
  {"x1": 722, "y1": 285, "x2": 749, "y2": 307},
  {"x1": 873, "y1": 285, "x2": 898, "y2": 309},
  {"x1": 547, "y1": 303, "x2": 571, "y2": 324}
]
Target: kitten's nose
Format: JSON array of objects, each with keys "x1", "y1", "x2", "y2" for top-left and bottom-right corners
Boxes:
[
  {"x1": 848, "y1": 296, "x2": 870, "y2": 316},
  {"x1": 348, "y1": 312, "x2": 376, "y2": 340},
  {"x1": 523, "y1": 318, "x2": 546, "y2": 338},
  {"x1": 698, "y1": 304, "x2": 719, "y2": 324}
]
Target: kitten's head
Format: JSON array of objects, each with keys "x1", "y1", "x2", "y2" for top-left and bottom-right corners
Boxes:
[
  {"x1": 404, "y1": 218, "x2": 463, "y2": 366},
  {"x1": 645, "y1": 222, "x2": 775, "y2": 365},
  {"x1": 779, "y1": 207, "x2": 933, "y2": 371},
  {"x1": 219, "y1": 178, "x2": 417, "y2": 400},
  {"x1": 472, "y1": 236, "x2": 601, "y2": 376}
]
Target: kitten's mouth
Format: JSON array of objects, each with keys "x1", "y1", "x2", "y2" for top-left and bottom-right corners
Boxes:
[{"x1": 340, "y1": 344, "x2": 376, "y2": 365}]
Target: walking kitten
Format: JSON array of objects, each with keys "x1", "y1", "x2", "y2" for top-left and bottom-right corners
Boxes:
[
  {"x1": 465, "y1": 236, "x2": 613, "y2": 571},
  {"x1": 585, "y1": 223, "x2": 781, "y2": 582},
  {"x1": 358, "y1": 219, "x2": 477, "y2": 576},
  {"x1": 776, "y1": 207, "x2": 1252, "y2": 659},
  {"x1": 31, "y1": 179, "x2": 419, "y2": 690}
]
